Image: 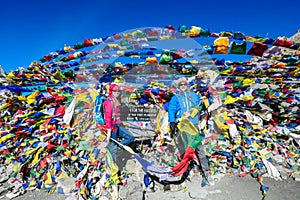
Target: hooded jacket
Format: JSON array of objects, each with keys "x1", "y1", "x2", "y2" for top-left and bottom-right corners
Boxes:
[
  {"x1": 104, "y1": 84, "x2": 121, "y2": 130},
  {"x1": 168, "y1": 90, "x2": 201, "y2": 125}
]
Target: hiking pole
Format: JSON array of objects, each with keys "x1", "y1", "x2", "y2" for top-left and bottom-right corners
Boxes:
[
  {"x1": 102, "y1": 131, "x2": 136, "y2": 155},
  {"x1": 170, "y1": 122, "x2": 178, "y2": 139},
  {"x1": 111, "y1": 137, "x2": 135, "y2": 154}
]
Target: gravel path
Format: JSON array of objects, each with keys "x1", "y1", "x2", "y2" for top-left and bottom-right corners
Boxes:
[{"x1": 10, "y1": 174, "x2": 299, "y2": 200}]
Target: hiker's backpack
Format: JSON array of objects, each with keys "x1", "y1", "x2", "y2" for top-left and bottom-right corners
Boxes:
[
  {"x1": 94, "y1": 95, "x2": 106, "y2": 124},
  {"x1": 94, "y1": 95, "x2": 115, "y2": 125}
]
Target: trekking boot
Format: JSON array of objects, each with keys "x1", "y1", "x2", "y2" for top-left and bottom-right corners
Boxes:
[{"x1": 203, "y1": 171, "x2": 215, "y2": 186}]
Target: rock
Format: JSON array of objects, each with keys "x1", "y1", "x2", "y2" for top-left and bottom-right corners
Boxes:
[
  {"x1": 57, "y1": 177, "x2": 76, "y2": 194},
  {"x1": 98, "y1": 197, "x2": 109, "y2": 200},
  {"x1": 125, "y1": 159, "x2": 137, "y2": 173},
  {"x1": 212, "y1": 173, "x2": 225, "y2": 182},
  {"x1": 277, "y1": 167, "x2": 289, "y2": 180},
  {"x1": 121, "y1": 179, "x2": 144, "y2": 199},
  {"x1": 188, "y1": 188, "x2": 208, "y2": 199},
  {"x1": 170, "y1": 183, "x2": 186, "y2": 192},
  {"x1": 208, "y1": 189, "x2": 222, "y2": 194},
  {"x1": 292, "y1": 174, "x2": 300, "y2": 182},
  {"x1": 0, "y1": 187, "x2": 8, "y2": 195},
  {"x1": 65, "y1": 194, "x2": 77, "y2": 200}
]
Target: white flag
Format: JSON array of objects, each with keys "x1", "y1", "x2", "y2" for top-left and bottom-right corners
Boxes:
[{"x1": 63, "y1": 97, "x2": 76, "y2": 124}]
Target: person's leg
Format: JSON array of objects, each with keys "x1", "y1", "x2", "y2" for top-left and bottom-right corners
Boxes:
[
  {"x1": 111, "y1": 129, "x2": 118, "y2": 140},
  {"x1": 107, "y1": 142, "x2": 118, "y2": 161},
  {"x1": 174, "y1": 132, "x2": 185, "y2": 158},
  {"x1": 196, "y1": 144, "x2": 214, "y2": 185},
  {"x1": 107, "y1": 129, "x2": 118, "y2": 161},
  {"x1": 181, "y1": 131, "x2": 189, "y2": 149},
  {"x1": 117, "y1": 125, "x2": 135, "y2": 146},
  {"x1": 196, "y1": 144, "x2": 209, "y2": 171}
]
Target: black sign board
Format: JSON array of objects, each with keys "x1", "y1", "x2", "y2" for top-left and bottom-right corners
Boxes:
[{"x1": 125, "y1": 104, "x2": 158, "y2": 121}]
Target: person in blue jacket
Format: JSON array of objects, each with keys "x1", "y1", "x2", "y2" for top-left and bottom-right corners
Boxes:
[{"x1": 168, "y1": 77, "x2": 214, "y2": 186}]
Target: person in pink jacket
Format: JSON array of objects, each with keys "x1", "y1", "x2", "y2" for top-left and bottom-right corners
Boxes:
[{"x1": 104, "y1": 84, "x2": 135, "y2": 160}]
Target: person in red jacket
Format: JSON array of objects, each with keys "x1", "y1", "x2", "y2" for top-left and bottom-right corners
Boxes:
[{"x1": 104, "y1": 84, "x2": 135, "y2": 160}]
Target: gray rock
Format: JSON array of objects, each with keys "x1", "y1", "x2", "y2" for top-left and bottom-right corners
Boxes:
[{"x1": 189, "y1": 188, "x2": 208, "y2": 199}]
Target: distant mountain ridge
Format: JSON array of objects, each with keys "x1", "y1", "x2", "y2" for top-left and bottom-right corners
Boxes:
[
  {"x1": 289, "y1": 29, "x2": 300, "y2": 42},
  {"x1": 282, "y1": 29, "x2": 300, "y2": 55}
]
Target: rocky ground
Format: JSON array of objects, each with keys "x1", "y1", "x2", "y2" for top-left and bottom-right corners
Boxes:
[
  {"x1": 8, "y1": 173, "x2": 299, "y2": 200},
  {"x1": 7, "y1": 154, "x2": 299, "y2": 200}
]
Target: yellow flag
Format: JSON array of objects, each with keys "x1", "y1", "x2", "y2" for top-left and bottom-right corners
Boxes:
[
  {"x1": 222, "y1": 111, "x2": 231, "y2": 121},
  {"x1": 190, "y1": 60, "x2": 199, "y2": 65},
  {"x1": 252, "y1": 142, "x2": 260, "y2": 149},
  {"x1": 214, "y1": 117, "x2": 229, "y2": 130},
  {"x1": 27, "y1": 92, "x2": 40, "y2": 105},
  {"x1": 24, "y1": 147, "x2": 38, "y2": 156},
  {"x1": 12, "y1": 162, "x2": 20, "y2": 173},
  {"x1": 76, "y1": 93, "x2": 91, "y2": 103},
  {"x1": 57, "y1": 171, "x2": 70, "y2": 179},
  {"x1": 71, "y1": 156, "x2": 78, "y2": 161},
  {"x1": 6, "y1": 71, "x2": 15, "y2": 78},
  {"x1": 17, "y1": 96, "x2": 27, "y2": 101},
  {"x1": 0, "y1": 103, "x2": 9, "y2": 111},
  {"x1": 219, "y1": 68, "x2": 231, "y2": 75},
  {"x1": 89, "y1": 152, "x2": 96, "y2": 163},
  {"x1": 29, "y1": 181, "x2": 37, "y2": 187},
  {"x1": 190, "y1": 108, "x2": 199, "y2": 118},
  {"x1": 245, "y1": 36, "x2": 256, "y2": 42},
  {"x1": 64, "y1": 45, "x2": 73, "y2": 52},
  {"x1": 252, "y1": 124, "x2": 260, "y2": 130},
  {"x1": 190, "y1": 26, "x2": 201, "y2": 34},
  {"x1": 203, "y1": 98, "x2": 210, "y2": 108},
  {"x1": 31, "y1": 147, "x2": 44, "y2": 166},
  {"x1": 178, "y1": 116, "x2": 199, "y2": 135},
  {"x1": 117, "y1": 51, "x2": 125, "y2": 56},
  {"x1": 65, "y1": 150, "x2": 72, "y2": 158},
  {"x1": 224, "y1": 95, "x2": 239, "y2": 104},
  {"x1": 108, "y1": 44, "x2": 118, "y2": 48},
  {"x1": 105, "y1": 149, "x2": 121, "y2": 185},
  {"x1": 44, "y1": 172, "x2": 53, "y2": 185},
  {"x1": 243, "y1": 78, "x2": 256, "y2": 86},
  {"x1": 0, "y1": 134, "x2": 15, "y2": 143},
  {"x1": 242, "y1": 95, "x2": 254, "y2": 101}
]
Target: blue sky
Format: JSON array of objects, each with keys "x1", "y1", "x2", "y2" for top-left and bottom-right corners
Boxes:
[{"x1": 0, "y1": 0, "x2": 299, "y2": 72}]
